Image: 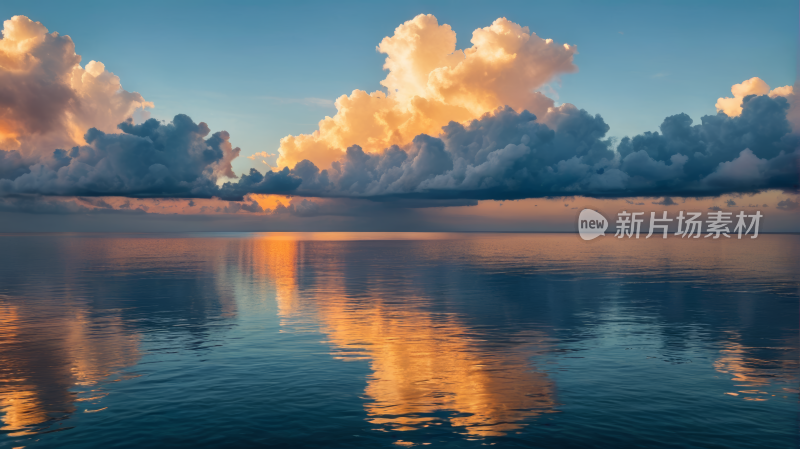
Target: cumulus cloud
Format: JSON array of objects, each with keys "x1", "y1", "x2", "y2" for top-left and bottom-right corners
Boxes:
[
  {"x1": 715, "y1": 77, "x2": 793, "y2": 117},
  {"x1": 219, "y1": 199, "x2": 264, "y2": 214},
  {"x1": 247, "y1": 151, "x2": 276, "y2": 168},
  {"x1": 280, "y1": 94, "x2": 799, "y2": 200},
  {"x1": 0, "y1": 16, "x2": 152, "y2": 157},
  {"x1": 0, "y1": 15, "x2": 798, "y2": 212},
  {"x1": 776, "y1": 198, "x2": 798, "y2": 210},
  {"x1": 272, "y1": 198, "x2": 324, "y2": 217},
  {"x1": 652, "y1": 197, "x2": 676, "y2": 206},
  {"x1": 265, "y1": 196, "x2": 477, "y2": 218},
  {"x1": 248, "y1": 151, "x2": 276, "y2": 160},
  {"x1": 275, "y1": 14, "x2": 577, "y2": 169},
  {"x1": 0, "y1": 115, "x2": 295, "y2": 200},
  {"x1": 1, "y1": 93, "x2": 797, "y2": 204}
]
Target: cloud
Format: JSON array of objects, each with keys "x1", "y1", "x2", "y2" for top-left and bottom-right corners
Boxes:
[
  {"x1": 265, "y1": 196, "x2": 477, "y2": 218},
  {"x1": 725, "y1": 199, "x2": 736, "y2": 207},
  {"x1": 77, "y1": 196, "x2": 114, "y2": 209},
  {"x1": 652, "y1": 197, "x2": 676, "y2": 205},
  {"x1": 1, "y1": 15, "x2": 798, "y2": 213},
  {"x1": 247, "y1": 151, "x2": 276, "y2": 160},
  {"x1": 247, "y1": 151, "x2": 276, "y2": 168},
  {"x1": 281, "y1": 94, "x2": 798, "y2": 200},
  {"x1": 0, "y1": 16, "x2": 152, "y2": 157},
  {"x1": 219, "y1": 199, "x2": 264, "y2": 214},
  {"x1": 708, "y1": 206, "x2": 721, "y2": 211},
  {"x1": 272, "y1": 198, "x2": 323, "y2": 217},
  {"x1": 715, "y1": 77, "x2": 793, "y2": 117},
  {"x1": 776, "y1": 198, "x2": 798, "y2": 210},
  {"x1": 1, "y1": 93, "x2": 797, "y2": 204},
  {"x1": 0, "y1": 115, "x2": 257, "y2": 199},
  {"x1": 217, "y1": 167, "x2": 301, "y2": 201},
  {"x1": 275, "y1": 14, "x2": 577, "y2": 169},
  {"x1": 0, "y1": 195, "x2": 148, "y2": 214}
]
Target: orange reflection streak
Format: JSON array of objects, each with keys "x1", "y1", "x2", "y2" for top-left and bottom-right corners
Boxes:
[
  {"x1": 0, "y1": 305, "x2": 50, "y2": 436},
  {"x1": 64, "y1": 312, "x2": 141, "y2": 388},
  {"x1": 239, "y1": 237, "x2": 301, "y2": 317},
  {"x1": 262, "y1": 237, "x2": 555, "y2": 437},
  {"x1": 320, "y1": 301, "x2": 555, "y2": 436},
  {"x1": 0, "y1": 302, "x2": 140, "y2": 436},
  {"x1": 269, "y1": 241, "x2": 301, "y2": 320},
  {"x1": 713, "y1": 332, "x2": 798, "y2": 390}
]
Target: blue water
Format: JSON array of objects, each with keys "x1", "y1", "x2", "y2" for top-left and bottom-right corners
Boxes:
[{"x1": 0, "y1": 233, "x2": 797, "y2": 448}]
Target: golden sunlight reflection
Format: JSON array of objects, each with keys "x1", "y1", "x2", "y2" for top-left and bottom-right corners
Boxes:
[
  {"x1": 2, "y1": 233, "x2": 797, "y2": 445},
  {"x1": 321, "y1": 303, "x2": 555, "y2": 436},
  {"x1": 0, "y1": 302, "x2": 140, "y2": 436},
  {"x1": 248, "y1": 238, "x2": 301, "y2": 319},
  {"x1": 264, "y1": 238, "x2": 556, "y2": 437},
  {"x1": 249, "y1": 232, "x2": 464, "y2": 241},
  {"x1": 0, "y1": 304, "x2": 49, "y2": 436},
  {"x1": 713, "y1": 332, "x2": 798, "y2": 401},
  {"x1": 256, "y1": 234, "x2": 800, "y2": 438}
]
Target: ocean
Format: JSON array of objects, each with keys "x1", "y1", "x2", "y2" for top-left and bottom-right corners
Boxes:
[{"x1": 0, "y1": 233, "x2": 797, "y2": 448}]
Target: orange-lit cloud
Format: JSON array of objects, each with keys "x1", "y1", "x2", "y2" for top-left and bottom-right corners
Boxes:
[
  {"x1": 715, "y1": 77, "x2": 793, "y2": 117},
  {"x1": 0, "y1": 15, "x2": 152, "y2": 157},
  {"x1": 0, "y1": 13, "x2": 797, "y2": 228},
  {"x1": 247, "y1": 151, "x2": 276, "y2": 168},
  {"x1": 276, "y1": 15, "x2": 577, "y2": 169}
]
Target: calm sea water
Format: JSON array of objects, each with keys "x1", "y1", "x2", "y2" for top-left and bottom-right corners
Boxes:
[{"x1": 0, "y1": 233, "x2": 797, "y2": 448}]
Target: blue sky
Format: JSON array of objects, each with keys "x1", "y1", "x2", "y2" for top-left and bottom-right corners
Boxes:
[{"x1": 2, "y1": 0, "x2": 795, "y2": 176}]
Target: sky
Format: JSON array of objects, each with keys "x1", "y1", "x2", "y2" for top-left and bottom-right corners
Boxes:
[{"x1": 0, "y1": 0, "x2": 798, "y2": 232}]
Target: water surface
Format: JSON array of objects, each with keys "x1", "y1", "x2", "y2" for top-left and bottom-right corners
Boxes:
[{"x1": 0, "y1": 233, "x2": 797, "y2": 448}]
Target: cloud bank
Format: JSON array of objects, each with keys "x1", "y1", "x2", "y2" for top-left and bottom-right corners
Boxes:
[
  {"x1": 0, "y1": 15, "x2": 798, "y2": 210},
  {"x1": 282, "y1": 95, "x2": 798, "y2": 199},
  {"x1": 0, "y1": 115, "x2": 299, "y2": 200}
]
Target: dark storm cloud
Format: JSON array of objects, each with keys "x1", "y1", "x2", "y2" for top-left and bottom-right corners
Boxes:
[
  {"x1": 217, "y1": 167, "x2": 301, "y2": 201},
  {"x1": 218, "y1": 200, "x2": 264, "y2": 214},
  {"x1": 1, "y1": 115, "x2": 221, "y2": 197},
  {"x1": 0, "y1": 150, "x2": 32, "y2": 180},
  {"x1": 0, "y1": 115, "x2": 301, "y2": 201},
  {"x1": 272, "y1": 198, "x2": 324, "y2": 217},
  {"x1": 776, "y1": 198, "x2": 799, "y2": 210},
  {"x1": 652, "y1": 197, "x2": 677, "y2": 206},
  {"x1": 0, "y1": 195, "x2": 148, "y2": 215},
  {"x1": 0, "y1": 94, "x2": 797, "y2": 207},
  {"x1": 267, "y1": 196, "x2": 478, "y2": 218},
  {"x1": 285, "y1": 95, "x2": 798, "y2": 200}
]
